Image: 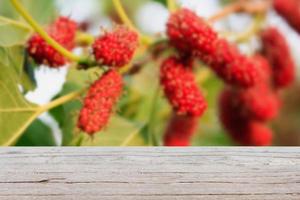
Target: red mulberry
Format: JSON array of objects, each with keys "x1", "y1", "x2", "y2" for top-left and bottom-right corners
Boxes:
[
  {"x1": 205, "y1": 39, "x2": 261, "y2": 88},
  {"x1": 93, "y1": 26, "x2": 139, "y2": 67},
  {"x1": 261, "y1": 27, "x2": 295, "y2": 89},
  {"x1": 273, "y1": 0, "x2": 300, "y2": 34},
  {"x1": 219, "y1": 89, "x2": 273, "y2": 146},
  {"x1": 164, "y1": 113, "x2": 198, "y2": 146},
  {"x1": 160, "y1": 56, "x2": 207, "y2": 117},
  {"x1": 167, "y1": 8, "x2": 218, "y2": 55},
  {"x1": 77, "y1": 70, "x2": 123, "y2": 134},
  {"x1": 226, "y1": 85, "x2": 280, "y2": 122},
  {"x1": 27, "y1": 16, "x2": 77, "y2": 67}
]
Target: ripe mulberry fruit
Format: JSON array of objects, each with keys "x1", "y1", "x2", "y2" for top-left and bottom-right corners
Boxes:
[
  {"x1": 93, "y1": 26, "x2": 139, "y2": 67},
  {"x1": 27, "y1": 16, "x2": 77, "y2": 67},
  {"x1": 160, "y1": 56, "x2": 207, "y2": 117},
  {"x1": 77, "y1": 70, "x2": 123, "y2": 134},
  {"x1": 164, "y1": 113, "x2": 198, "y2": 146},
  {"x1": 205, "y1": 39, "x2": 260, "y2": 88},
  {"x1": 227, "y1": 85, "x2": 280, "y2": 122},
  {"x1": 167, "y1": 8, "x2": 218, "y2": 55},
  {"x1": 273, "y1": 0, "x2": 300, "y2": 34},
  {"x1": 261, "y1": 27, "x2": 295, "y2": 89},
  {"x1": 219, "y1": 89, "x2": 273, "y2": 146}
]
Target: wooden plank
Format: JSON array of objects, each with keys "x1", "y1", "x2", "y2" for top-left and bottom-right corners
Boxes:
[{"x1": 0, "y1": 148, "x2": 299, "y2": 199}]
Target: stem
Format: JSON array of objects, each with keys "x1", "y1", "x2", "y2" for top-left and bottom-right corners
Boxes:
[
  {"x1": 75, "y1": 32, "x2": 95, "y2": 46},
  {"x1": 0, "y1": 108, "x2": 37, "y2": 112},
  {"x1": 40, "y1": 89, "x2": 86, "y2": 112},
  {"x1": 231, "y1": 14, "x2": 265, "y2": 43},
  {"x1": 208, "y1": 2, "x2": 242, "y2": 23},
  {"x1": 208, "y1": 0, "x2": 270, "y2": 23},
  {"x1": 167, "y1": 0, "x2": 177, "y2": 12},
  {"x1": 112, "y1": 0, "x2": 152, "y2": 46},
  {"x1": 0, "y1": 16, "x2": 32, "y2": 31},
  {"x1": 112, "y1": 0, "x2": 136, "y2": 31},
  {"x1": 146, "y1": 86, "x2": 160, "y2": 146},
  {"x1": 10, "y1": 0, "x2": 82, "y2": 62}
]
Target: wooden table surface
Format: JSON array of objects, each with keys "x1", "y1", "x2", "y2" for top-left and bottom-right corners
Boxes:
[{"x1": 0, "y1": 148, "x2": 299, "y2": 199}]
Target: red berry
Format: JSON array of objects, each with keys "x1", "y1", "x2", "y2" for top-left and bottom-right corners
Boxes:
[
  {"x1": 227, "y1": 85, "x2": 280, "y2": 122},
  {"x1": 273, "y1": 0, "x2": 300, "y2": 34},
  {"x1": 204, "y1": 39, "x2": 261, "y2": 88},
  {"x1": 27, "y1": 17, "x2": 77, "y2": 67},
  {"x1": 261, "y1": 27, "x2": 295, "y2": 89},
  {"x1": 77, "y1": 70, "x2": 123, "y2": 135},
  {"x1": 93, "y1": 26, "x2": 139, "y2": 67},
  {"x1": 252, "y1": 54, "x2": 273, "y2": 84},
  {"x1": 167, "y1": 8, "x2": 218, "y2": 55},
  {"x1": 219, "y1": 89, "x2": 273, "y2": 146},
  {"x1": 245, "y1": 122, "x2": 273, "y2": 146},
  {"x1": 164, "y1": 113, "x2": 198, "y2": 146},
  {"x1": 160, "y1": 56, "x2": 207, "y2": 117}
]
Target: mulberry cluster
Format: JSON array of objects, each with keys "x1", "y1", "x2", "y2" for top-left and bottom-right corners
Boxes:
[
  {"x1": 219, "y1": 88, "x2": 274, "y2": 146},
  {"x1": 167, "y1": 8, "x2": 260, "y2": 88},
  {"x1": 160, "y1": 56, "x2": 206, "y2": 146},
  {"x1": 77, "y1": 70, "x2": 123, "y2": 134},
  {"x1": 261, "y1": 27, "x2": 295, "y2": 89},
  {"x1": 218, "y1": 55, "x2": 280, "y2": 146},
  {"x1": 92, "y1": 26, "x2": 139, "y2": 67},
  {"x1": 273, "y1": 0, "x2": 300, "y2": 34},
  {"x1": 160, "y1": 57, "x2": 207, "y2": 117},
  {"x1": 164, "y1": 114, "x2": 198, "y2": 146},
  {"x1": 27, "y1": 17, "x2": 77, "y2": 67}
]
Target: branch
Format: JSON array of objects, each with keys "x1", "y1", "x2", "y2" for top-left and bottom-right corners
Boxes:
[{"x1": 208, "y1": 0, "x2": 271, "y2": 23}]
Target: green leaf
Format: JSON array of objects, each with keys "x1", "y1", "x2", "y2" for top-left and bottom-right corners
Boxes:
[
  {"x1": 152, "y1": 0, "x2": 167, "y2": 6},
  {"x1": 16, "y1": 119, "x2": 56, "y2": 146},
  {"x1": 0, "y1": 16, "x2": 31, "y2": 46},
  {"x1": 0, "y1": 62, "x2": 40, "y2": 146},
  {"x1": 22, "y1": 0, "x2": 56, "y2": 24},
  {"x1": 0, "y1": 0, "x2": 56, "y2": 24},
  {"x1": 0, "y1": 45, "x2": 36, "y2": 92}
]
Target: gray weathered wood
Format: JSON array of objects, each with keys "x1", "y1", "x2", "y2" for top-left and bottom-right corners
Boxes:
[{"x1": 0, "y1": 148, "x2": 299, "y2": 199}]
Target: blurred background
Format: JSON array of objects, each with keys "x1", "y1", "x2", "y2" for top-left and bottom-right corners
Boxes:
[{"x1": 1, "y1": 0, "x2": 300, "y2": 146}]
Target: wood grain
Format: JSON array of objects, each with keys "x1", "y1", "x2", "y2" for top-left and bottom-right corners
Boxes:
[{"x1": 0, "y1": 148, "x2": 299, "y2": 199}]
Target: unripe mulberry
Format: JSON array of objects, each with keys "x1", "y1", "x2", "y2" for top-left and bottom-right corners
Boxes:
[
  {"x1": 219, "y1": 89, "x2": 273, "y2": 146},
  {"x1": 164, "y1": 114, "x2": 198, "y2": 146},
  {"x1": 77, "y1": 70, "x2": 123, "y2": 134},
  {"x1": 27, "y1": 17, "x2": 77, "y2": 67},
  {"x1": 273, "y1": 0, "x2": 300, "y2": 34},
  {"x1": 167, "y1": 8, "x2": 218, "y2": 55},
  {"x1": 93, "y1": 26, "x2": 139, "y2": 67},
  {"x1": 160, "y1": 57, "x2": 207, "y2": 117},
  {"x1": 205, "y1": 39, "x2": 261, "y2": 88},
  {"x1": 261, "y1": 27, "x2": 295, "y2": 89}
]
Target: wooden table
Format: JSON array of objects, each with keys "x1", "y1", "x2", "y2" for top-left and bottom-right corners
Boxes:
[{"x1": 0, "y1": 148, "x2": 299, "y2": 199}]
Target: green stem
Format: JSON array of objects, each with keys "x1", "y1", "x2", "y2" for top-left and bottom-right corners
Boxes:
[
  {"x1": 112, "y1": 0, "x2": 152, "y2": 46},
  {"x1": 234, "y1": 14, "x2": 265, "y2": 43},
  {"x1": 10, "y1": 0, "x2": 82, "y2": 62},
  {"x1": 76, "y1": 32, "x2": 95, "y2": 46},
  {"x1": 112, "y1": 0, "x2": 136, "y2": 30},
  {"x1": 0, "y1": 16, "x2": 32, "y2": 31},
  {"x1": 167, "y1": 0, "x2": 177, "y2": 12},
  {"x1": 40, "y1": 89, "x2": 85, "y2": 112},
  {"x1": 146, "y1": 86, "x2": 160, "y2": 146}
]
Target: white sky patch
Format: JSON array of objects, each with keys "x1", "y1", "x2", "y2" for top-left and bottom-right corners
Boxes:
[{"x1": 136, "y1": 2, "x2": 169, "y2": 35}]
